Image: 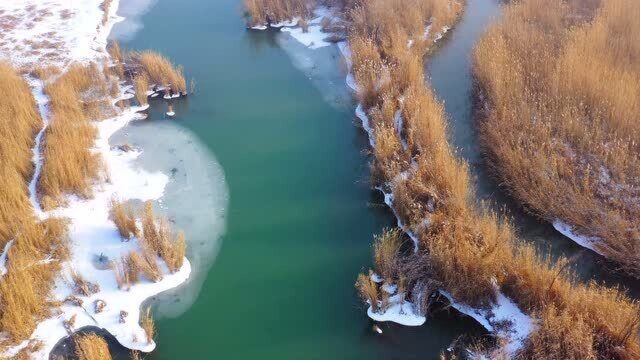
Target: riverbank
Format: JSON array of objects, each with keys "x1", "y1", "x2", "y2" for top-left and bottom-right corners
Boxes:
[
  {"x1": 0, "y1": 1, "x2": 197, "y2": 358},
  {"x1": 246, "y1": 0, "x2": 640, "y2": 357}
]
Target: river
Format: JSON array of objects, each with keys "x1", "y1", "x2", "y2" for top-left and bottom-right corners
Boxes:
[{"x1": 105, "y1": 0, "x2": 494, "y2": 359}]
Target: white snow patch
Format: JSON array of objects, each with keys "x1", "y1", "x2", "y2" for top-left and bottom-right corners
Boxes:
[
  {"x1": 552, "y1": 220, "x2": 602, "y2": 255},
  {"x1": 441, "y1": 289, "x2": 534, "y2": 355},
  {"x1": 0, "y1": 240, "x2": 13, "y2": 277},
  {"x1": 367, "y1": 293, "x2": 426, "y2": 326},
  {"x1": 0, "y1": 0, "x2": 124, "y2": 69},
  {"x1": 382, "y1": 282, "x2": 397, "y2": 294}
]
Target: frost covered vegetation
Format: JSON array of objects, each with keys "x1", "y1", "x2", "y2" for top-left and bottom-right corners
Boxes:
[
  {"x1": 285, "y1": 0, "x2": 640, "y2": 356},
  {"x1": 474, "y1": 0, "x2": 640, "y2": 277}
]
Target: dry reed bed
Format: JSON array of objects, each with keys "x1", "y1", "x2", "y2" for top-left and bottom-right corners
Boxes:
[
  {"x1": 0, "y1": 63, "x2": 41, "y2": 248},
  {"x1": 0, "y1": 63, "x2": 71, "y2": 350},
  {"x1": 37, "y1": 64, "x2": 113, "y2": 210},
  {"x1": 341, "y1": 0, "x2": 640, "y2": 357},
  {"x1": 111, "y1": 200, "x2": 186, "y2": 290},
  {"x1": 473, "y1": 0, "x2": 640, "y2": 277}
]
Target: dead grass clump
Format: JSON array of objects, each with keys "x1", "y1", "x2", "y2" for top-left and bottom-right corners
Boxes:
[
  {"x1": 74, "y1": 333, "x2": 112, "y2": 360},
  {"x1": 474, "y1": 0, "x2": 640, "y2": 276},
  {"x1": 372, "y1": 228, "x2": 403, "y2": 282},
  {"x1": 70, "y1": 269, "x2": 100, "y2": 296},
  {"x1": 127, "y1": 251, "x2": 162, "y2": 283},
  {"x1": 133, "y1": 75, "x2": 149, "y2": 106},
  {"x1": 31, "y1": 65, "x2": 61, "y2": 81},
  {"x1": 141, "y1": 308, "x2": 155, "y2": 344},
  {"x1": 129, "y1": 51, "x2": 187, "y2": 94},
  {"x1": 110, "y1": 198, "x2": 137, "y2": 240},
  {"x1": 113, "y1": 256, "x2": 136, "y2": 290},
  {"x1": 355, "y1": 273, "x2": 379, "y2": 312},
  {"x1": 244, "y1": 0, "x2": 312, "y2": 26},
  {"x1": 140, "y1": 201, "x2": 186, "y2": 273}
]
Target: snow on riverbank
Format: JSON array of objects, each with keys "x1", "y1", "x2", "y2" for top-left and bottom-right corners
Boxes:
[
  {"x1": 552, "y1": 220, "x2": 602, "y2": 255},
  {"x1": 441, "y1": 289, "x2": 533, "y2": 355},
  {"x1": 1, "y1": 0, "x2": 192, "y2": 358},
  {"x1": 249, "y1": 7, "x2": 334, "y2": 49}
]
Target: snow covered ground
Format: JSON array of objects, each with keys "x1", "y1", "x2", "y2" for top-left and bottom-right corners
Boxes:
[
  {"x1": 552, "y1": 220, "x2": 602, "y2": 255},
  {"x1": 0, "y1": 0, "x2": 117, "y2": 69},
  {"x1": 0, "y1": 0, "x2": 193, "y2": 358}
]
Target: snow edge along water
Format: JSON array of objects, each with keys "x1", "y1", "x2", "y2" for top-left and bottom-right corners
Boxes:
[{"x1": 1, "y1": 1, "x2": 192, "y2": 358}]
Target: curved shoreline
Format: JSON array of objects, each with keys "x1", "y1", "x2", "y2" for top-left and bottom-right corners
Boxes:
[{"x1": 1, "y1": 0, "x2": 193, "y2": 357}]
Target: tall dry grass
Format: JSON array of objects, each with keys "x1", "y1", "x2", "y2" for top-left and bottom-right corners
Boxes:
[
  {"x1": 141, "y1": 308, "x2": 155, "y2": 344},
  {"x1": 133, "y1": 75, "x2": 149, "y2": 106},
  {"x1": 244, "y1": 0, "x2": 313, "y2": 26},
  {"x1": 129, "y1": 51, "x2": 187, "y2": 94},
  {"x1": 473, "y1": 0, "x2": 640, "y2": 276},
  {"x1": 340, "y1": 0, "x2": 640, "y2": 356},
  {"x1": 74, "y1": 333, "x2": 112, "y2": 360},
  {"x1": 0, "y1": 63, "x2": 42, "y2": 248},
  {"x1": 140, "y1": 201, "x2": 186, "y2": 273},
  {"x1": 38, "y1": 64, "x2": 112, "y2": 210},
  {"x1": 0, "y1": 63, "x2": 72, "y2": 351},
  {"x1": 110, "y1": 198, "x2": 137, "y2": 240},
  {"x1": 0, "y1": 218, "x2": 69, "y2": 346}
]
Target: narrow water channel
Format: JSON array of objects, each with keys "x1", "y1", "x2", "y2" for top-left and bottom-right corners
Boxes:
[
  {"x1": 106, "y1": 0, "x2": 491, "y2": 359},
  {"x1": 427, "y1": 0, "x2": 640, "y2": 296}
]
